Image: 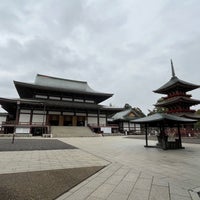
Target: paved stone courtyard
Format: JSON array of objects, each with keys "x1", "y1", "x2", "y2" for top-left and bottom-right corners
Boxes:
[
  {"x1": 58, "y1": 137, "x2": 200, "y2": 200},
  {"x1": 0, "y1": 136, "x2": 200, "y2": 200}
]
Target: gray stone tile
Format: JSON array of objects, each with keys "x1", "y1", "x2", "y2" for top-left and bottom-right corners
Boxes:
[
  {"x1": 128, "y1": 188, "x2": 149, "y2": 200},
  {"x1": 105, "y1": 175, "x2": 124, "y2": 185},
  {"x1": 170, "y1": 194, "x2": 192, "y2": 200},
  {"x1": 153, "y1": 177, "x2": 169, "y2": 187},
  {"x1": 107, "y1": 192, "x2": 129, "y2": 200},
  {"x1": 113, "y1": 180, "x2": 134, "y2": 195},
  {"x1": 86, "y1": 196, "x2": 104, "y2": 200},
  {"x1": 123, "y1": 171, "x2": 140, "y2": 182},
  {"x1": 90, "y1": 183, "x2": 116, "y2": 199},
  {"x1": 63, "y1": 187, "x2": 94, "y2": 200},
  {"x1": 134, "y1": 177, "x2": 152, "y2": 190},
  {"x1": 85, "y1": 177, "x2": 107, "y2": 189},
  {"x1": 149, "y1": 185, "x2": 170, "y2": 200}
]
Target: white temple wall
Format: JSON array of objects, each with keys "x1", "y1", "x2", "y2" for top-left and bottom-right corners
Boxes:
[
  {"x1": 16, "y1": 127, "x2": 30, "y2": 134},
  {"x1": 32, "y1": 114, "x2": 46, "y2": 124},
  {"x1": 88, "y1": 117, "x2": 97, "y2": 126},
  {"x1": 99, "y1": 118, "x2": 106, "y2": 126},
  {"x1": 19, "y1": 114, "x2": 30, "y2": 123},
  {"x1": 0, "y1": 116, "x2": 7, "y2": 127}
]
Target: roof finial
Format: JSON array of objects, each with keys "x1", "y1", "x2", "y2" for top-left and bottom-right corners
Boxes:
[{"x1": 171, "y1": 59, "x2": 175, "y2": 77}]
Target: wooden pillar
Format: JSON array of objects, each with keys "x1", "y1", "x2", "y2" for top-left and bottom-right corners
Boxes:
[
  {"x1": 72, "y1": 116, "x2": 77, "y2": 126},
  {"x1": 145, "y1": 123, "x2": 148, "y2": 147},
  {"x1": 97, "y1": 109, "x2": 100, "y2": 126},
  {"x1": 59, "y1": 115, "x2": 64, "y2": 126},
  {"x1": 12, "y1": 101, "x2": 20, "y2": 144},
  {"x1": 178, "y1": 123, "x2": 182, "y2": 148}
]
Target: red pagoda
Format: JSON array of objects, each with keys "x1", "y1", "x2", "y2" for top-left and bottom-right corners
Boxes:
[{"x1": 153, "y1": 60, "x2": 200, "y2": 120}]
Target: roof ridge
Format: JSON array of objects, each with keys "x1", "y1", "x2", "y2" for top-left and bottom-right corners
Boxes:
[{"x1": 36, "y1": 74, "x2": 87, "y2": 84}]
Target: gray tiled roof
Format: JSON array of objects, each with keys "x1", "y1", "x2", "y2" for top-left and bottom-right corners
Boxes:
[
  {"x1": 35, "y1": 74, "x2": 97, "y2": 93},
  {"x1": 155, "y1": 96, "x2": 200, "y2": 107},
  {"x1": 132, "y1": 113, "x2": 197, "y2": 124},
  {"x1": 14, "y1": 74, "x2": 113, "y2": 103},
  {"x1": 154, "y1": 76, "x2": 200, "y2": 94},
  {"x1": 111, "y1": 108, "x2": 145, "y2": 121}
]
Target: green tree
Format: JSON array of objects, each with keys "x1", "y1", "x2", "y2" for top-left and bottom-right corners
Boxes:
[{"x1": 148, "y1": 98, "x2": 167, "y2": 116}]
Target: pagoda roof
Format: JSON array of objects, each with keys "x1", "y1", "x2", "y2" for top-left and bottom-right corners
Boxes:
[
  {"x1": 155, "y1": 96, "x2": 200, "y2": 107},
  {"x1": 14, "y1": 74, "x2": 113, "y2": 103},
  {"x1": 153, "y1": 76, "x2": 200, "y2": 94},
  {"x1": 154, "y1": 60, "x2": 200, "y2": 94},
  {"x1": 176, "y1": 113, "x2": 200, "y2": 120}
]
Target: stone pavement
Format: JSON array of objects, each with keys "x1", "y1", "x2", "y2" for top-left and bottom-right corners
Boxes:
[
  {"x1": 0, "y1": 136, "x2": 200, "y2": 200},
  {"x1": 57, "y1": 137, "x2": 200, "y2": 200},
  {"x1": 0, "y1": 139, "x2": 109, "y2": 174}
]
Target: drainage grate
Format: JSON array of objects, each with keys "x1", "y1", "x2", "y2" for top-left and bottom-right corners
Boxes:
[{"x1": 189, "y1": 187, "x2": 200, "y2": 200}]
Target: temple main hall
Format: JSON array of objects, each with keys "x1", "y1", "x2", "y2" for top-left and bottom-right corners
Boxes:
[{"x1": 0, "y1": 74, "x2": 143, "y2": 136}]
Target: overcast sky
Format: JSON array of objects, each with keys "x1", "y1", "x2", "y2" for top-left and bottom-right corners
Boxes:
[{"x1": 0, "y1": 0, "x2": 200, "y2": 114}]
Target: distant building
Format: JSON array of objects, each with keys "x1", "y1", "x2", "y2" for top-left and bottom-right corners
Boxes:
[
  {"x1": 0, "y1": 113, "x2": 8, "y2": 132},
  {"x1": 108, "y1": 106, "x2": 145, "y2": 134},
  {"x1": 0, "y1": 74, "x2": 144, "y2": 136}
]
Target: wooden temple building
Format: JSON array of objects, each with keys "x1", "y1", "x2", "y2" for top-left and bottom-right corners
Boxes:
[
  {"x1": 0, "y1": 74, "x2": 126, "y2": 136},
  {"x1": 154, "y1": 60, "x2": 200, "y2": 119},
  {"x1": 108, "y1": 105, "x2": 145, "y2": 134}
]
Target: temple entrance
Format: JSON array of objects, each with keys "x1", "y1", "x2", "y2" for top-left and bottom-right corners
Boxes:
[
  {"x1": 72, "y1": 116, "x2": 85, "y2": 126},
  {"x1": 47, "y1": 115, "x2": 86, "y2": 126},
  {"x1": 63, "y1": 116, "x2": 72, "y2": 126},
  {"x1": 77, "y1": 116, "x2": 85, "y2": 126},
  {"x1": 48, "y1": 115, "x2": 59, "y2": 126}
]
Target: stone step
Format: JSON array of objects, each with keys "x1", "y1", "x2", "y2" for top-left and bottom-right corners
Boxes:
[{"x1": 51, "y1": 126, "x2": 95, "y2": 137}]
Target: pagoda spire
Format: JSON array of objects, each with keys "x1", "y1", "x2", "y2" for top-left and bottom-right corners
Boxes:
[{"x1": 171, "y1": 59, "x2": 176, "y2": 77}]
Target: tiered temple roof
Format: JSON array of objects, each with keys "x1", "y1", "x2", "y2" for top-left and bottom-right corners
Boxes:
[
  {"x1": 153, "y1": 60, "x2": 200, "y2": 118},
  {"x1": 14, "y1": 74, "x2": 113, "y2": 103}
]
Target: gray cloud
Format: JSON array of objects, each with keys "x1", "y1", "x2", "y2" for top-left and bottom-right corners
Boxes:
[{"x1": 0, "y1": 0, "x2": 200, "y2": 114}]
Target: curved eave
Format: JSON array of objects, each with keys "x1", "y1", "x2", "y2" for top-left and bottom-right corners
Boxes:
[
  {"x1": 154, "y1": 76, "x2": 200, "y2": 94},
  {"x1": 14, "y1": 81, "x2": 113, "y2": 103},
  {"x1": 132, "y1": 113, "x2": 197, "y2": 124},
  {"x1": 155, "y1": 97, "x2": 200, "y2": 107},
  {"x1": 178, "y1": 113, "x2": 200, "y2": 120},
  {"x1": 0, "y1": 97, "x2": 102, "y2": 114}
]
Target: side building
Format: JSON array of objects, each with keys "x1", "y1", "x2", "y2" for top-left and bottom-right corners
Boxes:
[
  {"x1": 108, "y1": 105, "x2": 145, "y2": 134},
  {"x1": 0, "y1": 74, "x2": 123, "y2": 137},
  {"x1": 0, "y1": 113, "x2": 8, "y2": 133}
]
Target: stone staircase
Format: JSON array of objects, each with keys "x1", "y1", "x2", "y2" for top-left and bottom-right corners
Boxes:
[{"x1": 50, "y1": 126, "x2": 95, "y2": 137}]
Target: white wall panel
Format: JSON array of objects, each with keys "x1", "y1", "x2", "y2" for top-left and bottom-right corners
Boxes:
[
  {"x1": 99, "y1": 118, "x2": 106, "y2": 126},
  {"x1": 16, "y1": 128, "x2": 30, "y2": 134},
  {"x1": 19, "y1": 114, "x2": 30, "y2": 123},
  {"x1": 123, "y1": 122, "x2": 129, "y2": 127},
  {"x1": 32, "y1": 114, "x2": 46, "y2": 123},
  {"x1": 101, "y1": 127, "x2": 112, "y2": 134},
  {"x1": 0, "y1": 116, "x2": 7, "y2": 127},
  {"x1": 88, "y1": 117, "x2": 97, "y2": 125},
  {"x1": 130, "y1": 123, "x2": 135, "y2": 128}
]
